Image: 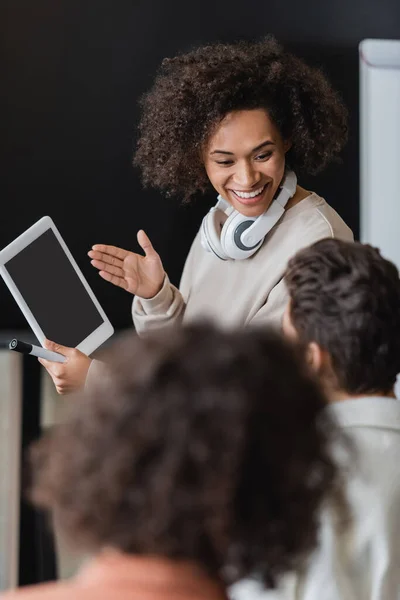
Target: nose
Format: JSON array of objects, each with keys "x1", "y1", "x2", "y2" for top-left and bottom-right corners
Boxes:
[{"x1": 232, "y1": 161, "x2": 260, "y2": 189}]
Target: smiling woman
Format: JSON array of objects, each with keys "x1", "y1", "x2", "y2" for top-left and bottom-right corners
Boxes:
[{"x1": 39, "y1": 37, "x2": 354, "y2": 395}]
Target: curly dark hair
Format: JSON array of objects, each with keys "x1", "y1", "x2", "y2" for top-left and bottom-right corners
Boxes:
[
  {"x1": 134, "y1": 37, "x2": 348, "y2": 200},
  {"x1": 30, "y1": 323, "x2": 341, "y2": 588},
  {"x1": 285, "y1": 239, "x2": 400, "y2": 395}
]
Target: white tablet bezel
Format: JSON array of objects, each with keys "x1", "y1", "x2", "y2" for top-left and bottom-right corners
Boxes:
[{"x1": 0, "y1": 216, "x2": 114, "y2": 356}]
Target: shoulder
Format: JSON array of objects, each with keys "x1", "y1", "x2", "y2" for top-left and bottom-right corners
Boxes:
[
  {"x1": 280, "y1": 192, "x2": 353, "y2": 244},
  {"x1": 251, "y1": 192, "x2": 354, "y2": 270}
]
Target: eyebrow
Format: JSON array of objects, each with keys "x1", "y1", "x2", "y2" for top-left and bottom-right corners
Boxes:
[{"x1": 210, "y1": 140, "x2": 275, "y2": 156}]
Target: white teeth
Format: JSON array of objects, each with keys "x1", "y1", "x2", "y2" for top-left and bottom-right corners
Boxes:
[{"x1": 233, "y1": 185, "x2": 265, "y2": 199}]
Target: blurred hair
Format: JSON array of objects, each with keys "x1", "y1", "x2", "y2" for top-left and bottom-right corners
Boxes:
[{"x1": 30, "y1": 323, "x2": 341, "y2": 587}]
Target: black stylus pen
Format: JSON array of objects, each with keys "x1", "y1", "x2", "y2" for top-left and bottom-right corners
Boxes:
[{"x1": 9, "y1": 338, "x2": 65, "y2": 363}]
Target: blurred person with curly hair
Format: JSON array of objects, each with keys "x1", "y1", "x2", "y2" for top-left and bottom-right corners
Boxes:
[
  {"x1": 280, "y1": 239, "x2": 400, "y2": 599},
  {"x1": 3, "y1": 323, "x2": 343, "y2": 600},
  {"x1": 40, "y1": 37, "x2": 352, "y2": 393}
]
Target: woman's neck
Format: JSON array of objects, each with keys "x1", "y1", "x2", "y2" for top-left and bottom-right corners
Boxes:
[{"x1": 77, "y1": 550, "x2": 228, "y2": 600}]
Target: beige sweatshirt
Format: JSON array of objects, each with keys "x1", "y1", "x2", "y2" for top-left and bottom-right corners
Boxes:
[{"x1": 132, "y1": 192, "x2": 353, "y2": 332}]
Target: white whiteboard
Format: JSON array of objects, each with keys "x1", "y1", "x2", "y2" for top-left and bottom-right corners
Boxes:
[
  {"x1": 360, "y1": 38, "x2": 400, "y2": 263},
  {"x1": 0, "y1": 350, "x2": 21, "y2": 590},
  {"x1": 359, "y1": 39, "x2": 400, "y2": 396}
]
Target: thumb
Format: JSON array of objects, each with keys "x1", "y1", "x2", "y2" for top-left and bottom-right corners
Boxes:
[
  {"x1": 137, "y1": 230, "x2": 158, "y2": 259},
  {"x1": 44, "y1": 339, "x2": 74, "y2": 357}
]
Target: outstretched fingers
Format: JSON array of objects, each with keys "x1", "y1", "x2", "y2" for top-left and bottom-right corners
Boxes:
[
  {"x1": 89, "y1": 244, "x2": 130, "y2": 262},
  {"x1": 90, "y1": 258, "x2": 125, "y2": 278},
  {"x1": 89, "y1": 252, "x2": 123, "y2": 271},
  {"x1": 98, "y1": 269, "x2": 130, "y2": 290}
]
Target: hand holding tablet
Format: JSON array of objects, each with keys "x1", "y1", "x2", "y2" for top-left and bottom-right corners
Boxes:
[{"x1": 38, "y1": 339, "x2": 93, "y2": 395}]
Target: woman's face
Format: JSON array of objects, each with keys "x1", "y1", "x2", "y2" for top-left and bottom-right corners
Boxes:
[{"x1": 203, "y1": 109, "x2": 291, "y2": 217}]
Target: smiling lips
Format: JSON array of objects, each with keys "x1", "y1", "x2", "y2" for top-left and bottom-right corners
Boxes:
[{"x1": 229, "y1": 183, "x2": 268, "y2": 205}]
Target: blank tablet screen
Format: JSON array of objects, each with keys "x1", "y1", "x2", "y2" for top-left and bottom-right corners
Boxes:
[{"x1": 4, "y1": 229, "x2": 104, "y2": 347}]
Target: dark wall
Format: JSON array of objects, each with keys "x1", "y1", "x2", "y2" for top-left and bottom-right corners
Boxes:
[{"x1": 1, "y1": 0, "x2": 399, "y2": 331}]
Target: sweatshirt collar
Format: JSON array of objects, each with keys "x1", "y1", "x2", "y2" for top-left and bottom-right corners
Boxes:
[{"x1": 328, "y1": 396, "x2": 400, "y2": 431}]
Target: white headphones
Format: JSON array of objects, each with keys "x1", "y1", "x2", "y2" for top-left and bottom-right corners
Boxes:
[{"x1": 200, "y1": 170, "x2": 297, "y2": 260}]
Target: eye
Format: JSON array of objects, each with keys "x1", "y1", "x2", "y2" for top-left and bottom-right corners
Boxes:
[
  {"x1": 215, "y1": 160, "x2": 234, "y2": 166},
  {"x1": 255, "y1": 151, "x2": 272, "y2": 161}
]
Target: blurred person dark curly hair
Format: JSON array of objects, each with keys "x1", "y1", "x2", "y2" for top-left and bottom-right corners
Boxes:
[
  {"x1": 134, "y1": 37, "x2": 348, "y2": 200},
  {"x1": 285, "y1": 238, "x2": 400, "y2": 395},
  {"x1": 29, "y1": 323, "x2": 341, "y2": 589}
]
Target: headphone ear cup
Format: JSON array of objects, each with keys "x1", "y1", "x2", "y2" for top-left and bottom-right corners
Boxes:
[
  {"x1": 200, "y1": 209, "x2": 229, "y2": 260},
  {"x1": 221, "y1": 212, "x2": 262, "y2": 260}
]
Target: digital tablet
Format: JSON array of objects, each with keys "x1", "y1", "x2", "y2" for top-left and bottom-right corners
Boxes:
[{"x1": 0, "y1": 216, "x2": 114, "y2": 355}]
